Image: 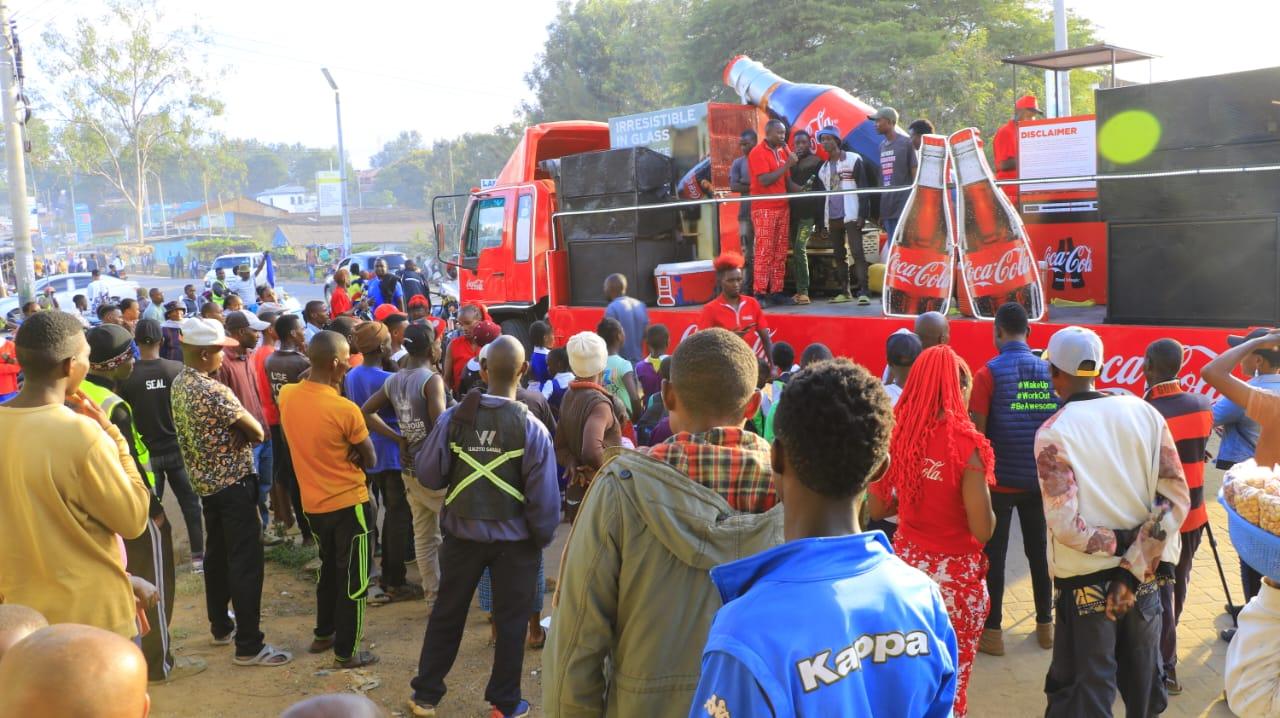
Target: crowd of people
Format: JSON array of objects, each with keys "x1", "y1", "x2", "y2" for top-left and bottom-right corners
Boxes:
[{"x1": 2, "y1": 227, "x2": 1280, "y2": 718}]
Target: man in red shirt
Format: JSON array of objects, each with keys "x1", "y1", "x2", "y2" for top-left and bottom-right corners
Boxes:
[
  {"x1": 696, "y1": 252, "x2": 772, "y2": 362},
  {"x1": 0, "y1": 336, "x2": 19, "y2": 401},
  {"x1": 748, "y1": 119, "x2": 800, "y2": 305},
  {"x1": 992, "y1": 95, "x2": 1043, "y2": 205}
]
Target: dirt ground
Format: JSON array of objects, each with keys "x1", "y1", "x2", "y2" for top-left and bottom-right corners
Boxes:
[{"x1": 149, "y1": 500, "x2": 570, "y2": 718}]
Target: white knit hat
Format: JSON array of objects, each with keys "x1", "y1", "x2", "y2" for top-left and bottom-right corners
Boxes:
[{"x1": 567, "y1": 331, "x2": 608, "y2": 378}]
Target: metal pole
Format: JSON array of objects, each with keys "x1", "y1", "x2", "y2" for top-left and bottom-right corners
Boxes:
[
  {"x1": 1053, "y1": 0, "x2": 1071, "y2": 116},
  {"x1": 322, "y1": 68, "x2": 352, "y2": 256},
  {"x1": 0, "y1": 3, "x2": 32, "y2": 303}
]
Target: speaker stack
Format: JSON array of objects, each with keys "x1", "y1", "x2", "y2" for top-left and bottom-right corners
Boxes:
[
  {"x1": 560, "y1": 147, "x2": 694, "y2": 306},
  {"x1": 1099, "y1": 66, "x2": 1280, "y2": 326}
]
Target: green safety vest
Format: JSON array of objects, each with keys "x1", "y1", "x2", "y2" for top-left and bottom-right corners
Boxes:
[
  {"x1": 444, "y1": 391, "x2": 527, "y2": 521},
  {"x1": 210, "y1": 279, "x2": 227, "y2": 307},
  {"x1": 80, "y1": 380, "x2": 154, "y2": 488}
]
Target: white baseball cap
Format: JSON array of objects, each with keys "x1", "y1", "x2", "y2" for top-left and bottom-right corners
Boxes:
[
  {"x1": 225, "y1": 309, "x2": 270, "y2": 332},
  {"x1": 1044, "y1": 326, "x2": 1103, "y2": 377},
  {"x1": 180, "y1": 317, "x2": 239, "y2": 348}
]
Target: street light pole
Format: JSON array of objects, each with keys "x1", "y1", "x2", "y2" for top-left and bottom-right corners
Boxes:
[
  {"x1": 0, "y1": 3, "x2": 33, "y2": 302},
  {"x1": 321, "y1": 68, "x2": 352, "y2": 257}
]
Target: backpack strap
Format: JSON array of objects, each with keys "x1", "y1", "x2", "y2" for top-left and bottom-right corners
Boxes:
[{"x1": 450, "y1": 388, "x2": 485, "y2": 434}]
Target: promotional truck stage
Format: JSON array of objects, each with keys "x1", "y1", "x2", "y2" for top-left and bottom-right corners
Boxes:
[{"x1": 431, "y1": 56, "x2": 1264, "y2": 401}]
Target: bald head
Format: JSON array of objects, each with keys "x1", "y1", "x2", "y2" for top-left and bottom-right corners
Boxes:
[
  {"x1": 914, "y1": 312, "x2": 949, "y2": 349},
  {"x1": 0, "y1": 604, "x2": 47, "y2": 659},
  {"x1": 281, "y1": 694, "x2": 385, "y2": 718},
  {"x1": 0, "y1": 624, "x2": 149, "y2": 718},
  {"x1": 482, "y1": 335, "x2": 526, "y2": 387},
  {"x1": 604, "y1": 273, "x2": 627, "y2": 300},
  {"x1": 1145, "y1": 338, "x2": 1184, "y2": 384},
  {"x1": 307, "y1": 330, "x2": 349, "y2": 368}
]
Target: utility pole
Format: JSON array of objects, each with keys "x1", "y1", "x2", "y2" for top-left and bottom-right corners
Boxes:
[
  {"x1": 1053, "y1": 0, "x2": 1071, "y2": 117},
  {"x1": 321, "y1": 68, "x2": 352, "y2": 256},
  {"x1": 0, "y1": 3, "x2": 33, "y2": 302}
]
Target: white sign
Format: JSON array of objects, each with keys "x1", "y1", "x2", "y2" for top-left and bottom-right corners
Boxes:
[
  {"x1": 479, "y1": 178, "x2": 497, "y2": 189},
  {"x1": 1017, "y1": 117, "x2": 1096, "y2": 193},
  {"x1": 316, "y1": 170, "x2": 343, "y2": 217}
]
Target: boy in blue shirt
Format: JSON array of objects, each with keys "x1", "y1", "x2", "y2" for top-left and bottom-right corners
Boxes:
[{"x1": 689, "y1": 358, "x2": 959, "y2": 718}]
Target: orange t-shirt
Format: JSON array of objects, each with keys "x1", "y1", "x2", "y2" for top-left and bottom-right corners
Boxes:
[
  {"x1": 1247, "y1": 388, "x2": 1280, "y2": 469},
  {"x1": 278, "y1": 380, "x2": 370, "y2": 514}
]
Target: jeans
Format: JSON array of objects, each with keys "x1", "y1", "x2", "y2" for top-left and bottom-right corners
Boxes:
[
  {"x1": 831, "y1": 217, "x2": 870, "y2": 295},
  {"x1": 788, "y1": 213, "x2": 817, "y2": 295},
  {"x1": 150, "y1": 451, "x2": 204, "y2": 556},
  {"x1": 739, "y1": 216, "x2": 754, "y2": 295},
  {"x1": 1160, "y1": 526, "x2": 1203, "y2": 674},
  {"x1": 369, "y1": 470, "x2": 411, "y2": 588},
  {"x1": 403, "y1": 470, "x2": 445, "y2": 604},
  {"x1": 984, "y1": 490, "x2": 1053, "y2": 628},
  {"x1": 1045, "y1": 580, "x2": 1165, "y2": 718},
  {"x1": 201, "y1": 476, "x2": 267, "y2": 658},
  {"x1": 271, "y1": 425, "x2": 310, "y2": 538},
  {"x1": 307, "y1": 502, "x2": 373, "y2": 660},
  {"x1": 124, "y1": 512, "x2": 176, "y2": 681},
  {"x1": 410, "y1": 535, "x2": 540, "y2": 714},
  {"x1": 882, "y1": 216, "x2": 900, "y2": 243},
  {"x1": 252, "y1": 439, "x2": 274, "y2": 529}
]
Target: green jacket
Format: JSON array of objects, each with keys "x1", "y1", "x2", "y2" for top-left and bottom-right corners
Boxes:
[{"x1": 543, "y1": 446, "x2": 784, "y2": 717}]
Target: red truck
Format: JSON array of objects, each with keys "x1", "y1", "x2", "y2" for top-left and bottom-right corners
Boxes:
[{"x1": 432, "y1": 120, "x2": 1235, "y2": 401}]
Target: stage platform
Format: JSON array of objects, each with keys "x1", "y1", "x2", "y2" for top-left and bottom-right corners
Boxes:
[{"x1": 765, "y1": 296, "x2": 1107, "y2": 326}]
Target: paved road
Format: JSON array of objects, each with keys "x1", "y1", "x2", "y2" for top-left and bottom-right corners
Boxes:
[{"x1": 131, "y1": 273, "x2": 327, "y2": 308}]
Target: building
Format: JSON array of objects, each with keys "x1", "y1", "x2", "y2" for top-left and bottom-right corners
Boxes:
[
  {"x1": 170, "y1": 196, "x2": 290, "y2": 233},
  {"x1": 255, "y1": 184, "x2": 317, "y2": 214},
  {"x1": 269, "y1": 208, "x2": 432, "y2": 257}
]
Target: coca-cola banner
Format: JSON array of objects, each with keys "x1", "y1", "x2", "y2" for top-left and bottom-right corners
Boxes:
[
  {"x1": 548, "y1": 306, "x2": 1240, "y2": 402},
  {"x1": 1026, "y1": 221, "x2": 1108, "y2": 305}
]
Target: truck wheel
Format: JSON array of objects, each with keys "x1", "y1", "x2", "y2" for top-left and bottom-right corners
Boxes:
[{"x1": 500, "y1": 318, "x2": 532, "y2": 353}]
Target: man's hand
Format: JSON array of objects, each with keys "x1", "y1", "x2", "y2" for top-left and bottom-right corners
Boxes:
[
  {"x1": 1105, "y1": 581, "x2": 1136, "y2": 621},
  {"x1": 347, "y1": 445, "x2": 363, "y2": 468},
  {"x1": 1254, "y1": 330, "x2": 1280, "y2": 350},
  {"x1": 130, "y1": 575, "x2": 159, "y2": 611},
  {"x1": 784, "y1": 150, "x2": 798, "y2": 169},
  {"x1": 68, "y1": 390, "x2": 112, "y2": 431}
]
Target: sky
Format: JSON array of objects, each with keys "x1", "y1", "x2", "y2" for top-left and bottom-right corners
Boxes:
[{"x1": 15, "y1": 0, "x2": 1280, "y2": 169}]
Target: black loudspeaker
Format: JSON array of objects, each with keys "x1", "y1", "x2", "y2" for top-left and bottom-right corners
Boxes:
[
  {"x1": 561, "y1": 190, "x2": 681, "y2": 240},
  {"x1": 1107, "y1": 217, "x2": 1279, "y2": 326},
  {"x1": 568, "y1": 235, "x2": 696, "y2": 307},
  {"x1": 1097, "y1": 66, "x2": 1280, "y2": 222},
  {"x1": 560, "y1": 147, "x2": 673, "y2": 199}
]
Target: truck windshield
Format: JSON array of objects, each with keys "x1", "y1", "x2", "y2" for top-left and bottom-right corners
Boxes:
[{"x1": 465, "y1": 197, "x2": 505, "y2": 257}]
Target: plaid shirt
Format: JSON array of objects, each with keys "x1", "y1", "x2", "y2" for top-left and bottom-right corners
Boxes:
[{"x1": 644, "y1": 427, "x2": 776, "y2": 513}]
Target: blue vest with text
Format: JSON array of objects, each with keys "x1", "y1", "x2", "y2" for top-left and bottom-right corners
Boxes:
[{"x1": 985, "y1": 341, "x2": 1059, "y2": 491}]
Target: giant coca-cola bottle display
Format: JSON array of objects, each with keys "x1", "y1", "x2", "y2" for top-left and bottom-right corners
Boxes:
[
  {"x1": 951, "y1": 127, "x2": 1045, "y2": 321},
  {"x1": 723, "y1": 55, "x2": 898, "y2": 169},
  {"x1": 882, "y1": 134, "x2": 953, "y2": 317}
]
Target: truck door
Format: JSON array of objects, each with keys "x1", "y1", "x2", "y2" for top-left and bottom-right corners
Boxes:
[
  {"x1": 509, "y1": 189, "x2": 535, "y2": 303},
  {"x1": 459, "y1": 190, "x2": 514, "y2": 305}
]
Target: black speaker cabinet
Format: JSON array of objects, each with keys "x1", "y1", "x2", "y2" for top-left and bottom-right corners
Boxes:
[
  {"x1": 1107, "y1": 216, "x2": 1279, "y2": 326},
  {"x1": 559, "y1": 146, "x2": 673, "y2": 199},
  {"x1": 567, "y1": 235, "x2": 696, "y2": 307},
  {"x1": 561, "y1": 190, "x2": 681, "y2": 240}
]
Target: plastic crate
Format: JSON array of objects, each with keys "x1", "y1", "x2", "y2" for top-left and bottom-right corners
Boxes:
[{"x1": 1221, "y1": 491, "x2": 1280, "y2": 583}]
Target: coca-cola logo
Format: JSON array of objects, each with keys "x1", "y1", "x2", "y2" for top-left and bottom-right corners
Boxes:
[
  {"x1": 965, "y1": 246, "x2": 1031, "y2": 288},
  {"x1": 1043, "y1": 244, "x2": 1094, "y2": 274},
  {"x1": 466, "y1": 278, "x2": 484, "y2": 291},
  {"x1": 1097, "y1": 344, "x2": 1222, "y2": 401},
  {"x1": 802, "y1": 109, "x2": 837, "y2": 140},
  {"x1": 888, "y1": 256, "x2": 948, "y2": 289}
]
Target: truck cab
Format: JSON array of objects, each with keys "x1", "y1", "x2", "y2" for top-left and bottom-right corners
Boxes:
[{"x1": 437, "y1": 121, "x2": 611, "y2": 343}]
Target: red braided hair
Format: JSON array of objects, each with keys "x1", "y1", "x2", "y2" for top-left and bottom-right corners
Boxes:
[{"x1": 883, "y1": 344, "x2": 994, "y2": 504}]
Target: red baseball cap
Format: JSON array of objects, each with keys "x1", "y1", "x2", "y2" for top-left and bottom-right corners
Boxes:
[
  {"x1": 373, "y1": 303, "x2": 406, "y2": 322},
  {"x1": 472, "y1": 320, "x2": 501, "y2": 347},
  {"x1": 1015, "y1": 95, "x2": 1044, "y2": 114}
]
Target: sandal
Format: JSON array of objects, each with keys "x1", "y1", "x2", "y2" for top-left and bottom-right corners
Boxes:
[
  {"x1": 385, "y1": 583, "x2": 425, "y2": 603},
  {"x1": 367, "y1": 585, "x2": 391, "y2": 606},
  {"x1": 308, "y1": 634, "x2": 335, "y2": 654},
  {"x1": 233, "y1": 644, "x2": 293, "y2": 667},
  {"x1": 335, "y1": 650, "x2": 379, "y2": 669},
  {"x1": 211, "y1": 629, "x2": 235, "y2": 646}
]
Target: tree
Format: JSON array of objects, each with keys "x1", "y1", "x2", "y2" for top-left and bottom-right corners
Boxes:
[
  {"x1": 371, "y1": 130, "x2": 425, "y2": 168},
  {"x1": 41, "y1": 0, "x2": 223, "y2": 243}
]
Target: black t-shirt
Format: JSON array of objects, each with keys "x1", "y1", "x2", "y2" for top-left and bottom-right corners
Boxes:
[
  {"x1": 265, "y1": 349, "x2": 311, "y2": 402},
  {"x1": 790, "y1": 151, "x2": 826, "y2": 219},
  {"x1": 119, "y1": 358, "x2": 184, "y2": 456}
]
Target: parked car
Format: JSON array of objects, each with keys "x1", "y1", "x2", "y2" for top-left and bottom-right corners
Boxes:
[
  {"x1": 202, "y1": 252, "x2": 264, "y2": 289},
  {"x1": 0, "y1": 272, "x2": 138, "y2": 326}
]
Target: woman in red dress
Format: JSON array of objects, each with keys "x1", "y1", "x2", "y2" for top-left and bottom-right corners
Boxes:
[
  {"x1": 328, "y1": 268, "x2": 354, "y2": 319},
  {"x1": 868, "y1": 344, "x2": 996, "y2": 718}
]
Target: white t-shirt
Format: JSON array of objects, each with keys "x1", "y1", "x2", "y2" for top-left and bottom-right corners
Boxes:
[
  {"x1": 883, "y1": 382, "x2": 903, "y2": 406},
  {"x1": 820, "y1": 152, "x2": 862, "y2": 223}
]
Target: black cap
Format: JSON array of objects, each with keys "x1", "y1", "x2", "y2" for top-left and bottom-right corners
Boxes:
[
  {"x1": 134, "y1": 318, "x2": 163, "y2": 344},
  {"x1": 402, "y1": 323, "x2": 435, "y2": 356},
  {"x1": 86, "y1": 324, "x2": 135, "y2": 363},
  {"x1": 886, "y1": 331, "x2": 923, "y2": 367},
  {"x1": 1229, "y1": 327, "x2": 1280, "y2": 364},
  {"x1": 163, "y1": 300, "x2": 184, "y2": 318}
]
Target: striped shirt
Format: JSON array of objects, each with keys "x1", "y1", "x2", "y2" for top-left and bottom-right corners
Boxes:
[{"x1": 1146, "y1": 381, "x2": 1213, "y2": 531}]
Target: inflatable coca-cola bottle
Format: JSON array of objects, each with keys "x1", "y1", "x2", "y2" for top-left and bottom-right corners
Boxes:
[
  {"x1": 882, "y1": 134, "x2": 953, "y2": 317},
  {"x1": 723, "y1": 56, "x2": 905, "y2": 172},
  {"x1": 951, "y1": 128, "x2": 1045, "y2": 321}
]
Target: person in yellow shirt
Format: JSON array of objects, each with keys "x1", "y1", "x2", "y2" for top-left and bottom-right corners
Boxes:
[
  {"x1": 279, "y1": 330, "x2": 377, "y2": 668},
  {"x1": 0, "y1": 311, "x2": 151, "y2": 638}
]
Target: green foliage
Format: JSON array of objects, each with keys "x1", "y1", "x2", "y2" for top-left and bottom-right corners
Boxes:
[
  {"x1": 186, "y1": 237, "x2": 266, "y2": 259},
  {"x1": 372, "y1": 129, "x2": 520, "y2": 208},
  {"x1": 527, "y1": 0, "x2": 1101, "y2": 137},
  {"x1": 41, "y1": 0, "x2": 223, "y2": 244},
  {"x1": 264, "y1": 541, "x2": 318, "y2": 570},
  {"x1": 371, "y1": 130, "x2": 425, "y2": 169}
]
